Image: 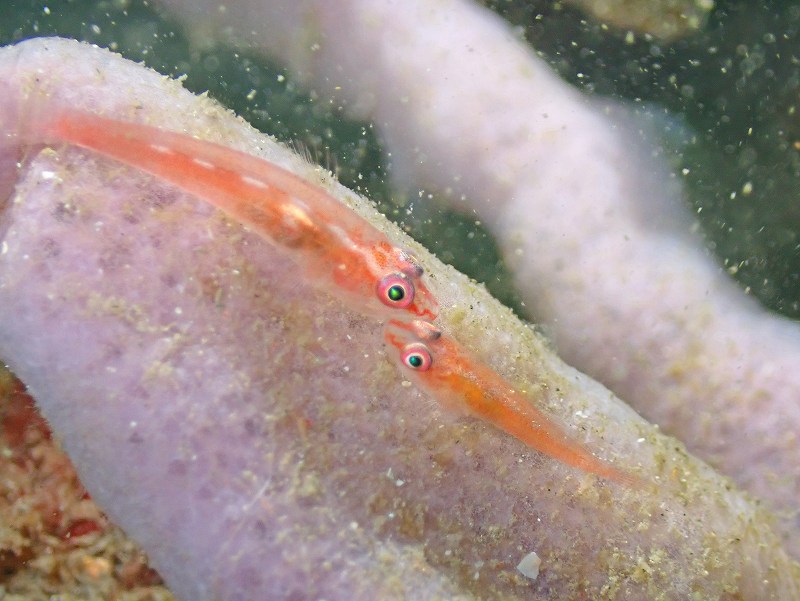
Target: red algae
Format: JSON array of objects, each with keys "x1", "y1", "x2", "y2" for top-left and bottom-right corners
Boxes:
[{"x1": 0, "y1": 372, "x2": 49, "y2": 451}]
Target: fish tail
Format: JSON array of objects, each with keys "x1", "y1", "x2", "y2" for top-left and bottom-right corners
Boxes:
[
  {"x1": 491, "y1": 400, "x2": 644, "y2": 487},
  {"x1": 571, "y1": 449, "x2": 644, "y2": 488}
]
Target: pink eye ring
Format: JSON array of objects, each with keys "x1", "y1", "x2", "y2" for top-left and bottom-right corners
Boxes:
[
  {"x1": 377, "y1": 273, "x2": 415, "y2": 309},
  {"x1": 401, "y1": 342, "x2": 433, "y2": 371}
]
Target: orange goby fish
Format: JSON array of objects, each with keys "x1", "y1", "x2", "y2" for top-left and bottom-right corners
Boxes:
[
  {"x1": 22, "y1": 103, "x2": 438, "y2": 321},
  {"x1": 384, "y1": 319, "x2": 641, "y2": 487}
]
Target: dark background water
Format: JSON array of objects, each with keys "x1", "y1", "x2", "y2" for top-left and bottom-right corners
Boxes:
[{"x1": 2, "y1": 0, "x2": 798, "y2": 318}]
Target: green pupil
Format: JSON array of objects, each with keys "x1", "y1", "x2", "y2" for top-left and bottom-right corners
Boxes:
[
  {"x1": 388, "y1": 284, "x2": 405, "y2": 302},
  {"x1": 408, "y1": 354, "x2": 423, "y2": 368}
]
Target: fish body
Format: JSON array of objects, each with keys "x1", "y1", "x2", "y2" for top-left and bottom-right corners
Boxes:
[
  {"x1": 22, "y1": 101, "x2": 636, "y2": 486},
  {"x1": 25, "y1": 104, "x2": 437, "y2": 321},
  {"x1": 384, "y1": 319, "x2": 640, "y2": 486}
]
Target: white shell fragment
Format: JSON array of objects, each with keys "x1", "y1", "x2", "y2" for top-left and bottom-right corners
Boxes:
[{"x1": 516, "y1": 551, "x2": 541, "y2": 581}]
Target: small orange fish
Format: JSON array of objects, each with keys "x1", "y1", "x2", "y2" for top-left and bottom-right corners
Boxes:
[
  {"x1": 384, "y1": 319, "x2": 641, "y2": 486},
  {"x1": 25, "y1": 104, "x2": 438, "y2": 321}
]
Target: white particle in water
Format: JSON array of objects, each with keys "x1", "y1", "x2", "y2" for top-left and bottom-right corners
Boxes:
[{"x1": 517, "y1": 551, "x2": 541, "y2": 581}]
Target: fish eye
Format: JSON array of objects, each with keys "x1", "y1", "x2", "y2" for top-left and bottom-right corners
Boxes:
[
  {"x1": 401, "y1": 342, "x2": 432, "y2": 371},
  {"x1": 377, "y1": 273, "x2": 415, "y2": 309}
]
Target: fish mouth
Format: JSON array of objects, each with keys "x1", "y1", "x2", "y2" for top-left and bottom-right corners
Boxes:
[
  {"x1": 386, "y1": 318, "x2": 441, "y2": 342},
  {"x1": 414, "y1": 306, "x2": 438, "y2": 321},
  {"x1": 410, "y1": 288, "x2": 439, "y2": 321}
]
